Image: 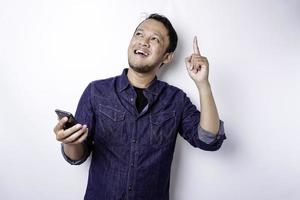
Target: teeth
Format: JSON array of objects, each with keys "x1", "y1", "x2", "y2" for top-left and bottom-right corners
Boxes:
[{"x1": 135, "y1": 50, "x2": 149, "y2": 56}]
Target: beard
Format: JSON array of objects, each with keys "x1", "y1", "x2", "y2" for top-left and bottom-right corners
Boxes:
[{"x1": 128, "y1": 59, "x2": 157, "y2": 74}]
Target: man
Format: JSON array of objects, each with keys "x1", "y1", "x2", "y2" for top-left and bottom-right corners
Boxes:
[{"x1": 54, "y1": 13, "x2": 226, "y2": 200}]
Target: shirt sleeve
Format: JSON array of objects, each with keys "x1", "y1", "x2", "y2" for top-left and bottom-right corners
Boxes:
[
  {"x1": 178, "y1": 93, "x2": 226, "y2": 151},
  {"x1": 197, "y1": 120, "x2": 226, "y2": 144},
  {"x1": 61, "y1": 82, "x2": 95, "y2": 165},
  {"x1": 61, "y1": 143, "x2": 90, "y2": 165}
]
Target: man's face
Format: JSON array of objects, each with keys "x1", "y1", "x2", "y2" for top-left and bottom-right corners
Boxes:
[{"x1": 128, "y1": 19, "x2": 171, "y2": 73}]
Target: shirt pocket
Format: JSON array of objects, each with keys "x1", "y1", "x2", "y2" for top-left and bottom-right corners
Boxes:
[
  {"x1": 150, "y1": 110, "x2": 176, "y2": 146},
  {"x1": 96, "y1": 104, "x2": 126, "y2": 146}
]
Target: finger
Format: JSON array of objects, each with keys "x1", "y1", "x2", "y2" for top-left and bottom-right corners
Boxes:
[
  {"x1": 192, "y1": 66, "x2": 198, "y2": 74},
  {"x1": 68, "y1": 128, "x2": 89, "y2": 145},
  {"x1": 190, "y1": 57, "x2": 197, "y2": 72},
  {"x1": 185, "y1": 56, "x2": 193, "y2": 70},
  {"x1": 56, "y1": 124, "x2": 82, "y2": 141},
  {"x1": 61, "y1": 125, "x2": 86, "y2": 143},
  {"x1": 192, "y1": 56, "x2": 208, "y2": 65},
  {"x1": 191, "y1": 55, "x2": 208, "y2": 66},
  {"x1": 191, "y1": 55, "x2": 202, "y2": 68},
  {"x1": 190, "y1": 53, "x2": 204, "y2": 59},
  {"x1": 185, "y1": 56, "x2": 191, "y2": 65},
  {"x1": 63, "y1": 126, "x2": 88, "y2": 144},
  {"x1": 53, "y1": 117, "x2": 68, "y2": 133},
  {"x1": 193, "y1": 36, "x2": 201, "y2": 55}
]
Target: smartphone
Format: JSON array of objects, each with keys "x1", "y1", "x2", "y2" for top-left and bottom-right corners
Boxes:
[{"x1": 55, "y1": 109, "x2": 78, "y2": 130}]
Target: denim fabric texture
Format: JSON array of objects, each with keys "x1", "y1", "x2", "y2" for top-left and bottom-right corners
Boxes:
[{"x1": 62, "y1": 68, "x2": 226, "y2": 200}]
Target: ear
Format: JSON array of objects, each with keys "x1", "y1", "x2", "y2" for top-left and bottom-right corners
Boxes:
[{"x1": 162, "y1": 52, "x2": 175, "y2": 65}]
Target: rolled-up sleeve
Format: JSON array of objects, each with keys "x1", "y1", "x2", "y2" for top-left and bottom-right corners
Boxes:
[
  {"x1": 198, "y1": 120, "x2": 226, "y2": 144},
  {"x1": 61, "y1": 143, "x2": 91, "y2": 165},
  {"x1": 178, "y1": 93, "x2": 226, "y2": 151}
]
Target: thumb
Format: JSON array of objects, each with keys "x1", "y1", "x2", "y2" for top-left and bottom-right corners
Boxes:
[
  {"x1": 185, "y1": 56, "x2": 194, "y2": 71},
  {"x1": 185, "y1": 56, "x2": 192, "y2": 65},
  {"x1": 54, "y1": 117, "x2": 68, "y2": 133}
]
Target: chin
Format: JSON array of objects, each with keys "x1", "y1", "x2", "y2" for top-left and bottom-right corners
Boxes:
[{"x1": 129, "y1": 63, "x2": 156, "y2": 74}]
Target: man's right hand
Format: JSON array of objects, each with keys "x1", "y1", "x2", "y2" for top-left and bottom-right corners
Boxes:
[{"x1": 53, "y1": 117, "x2": 88, "y2": 145}]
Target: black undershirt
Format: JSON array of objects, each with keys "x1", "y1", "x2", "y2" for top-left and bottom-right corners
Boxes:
[{"x1": 133, "y1": 86, "x2": 148, "y2": 113}]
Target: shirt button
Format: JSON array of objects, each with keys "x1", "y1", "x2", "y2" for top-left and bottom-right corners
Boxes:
[
  {"x1": 132, "y1": 139, "x2": 137, "y2": 143},
  {"x1": 128, "y1": 186, "x2": 132, "y2": 191},
  {"x1": 130, "y1": 98, "x2": 134, "y2": 102},
  {"x1": 131, "y1": 162, "x2": 134, "y2": 167}
]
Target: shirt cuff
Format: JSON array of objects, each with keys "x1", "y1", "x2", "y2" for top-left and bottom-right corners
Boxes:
[
  {"x1": 61, "y1": 143, "x2": 89, "y2": 165},
  {"x1": 197, "y1": 120, "x2": 226, "y2": 144}
]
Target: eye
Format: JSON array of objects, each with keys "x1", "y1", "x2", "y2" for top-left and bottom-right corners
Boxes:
[
  {"x1": 135, "y1": 32, "x2": 143, "y2": 37},
  {"x1": 151, "y1": 37, "x2": 160, "y2": 43}
]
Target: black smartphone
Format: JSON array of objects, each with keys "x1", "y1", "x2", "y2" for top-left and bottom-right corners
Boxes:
[{"x1": 55, "y1": 109, "x2": 78, "y2": 130}]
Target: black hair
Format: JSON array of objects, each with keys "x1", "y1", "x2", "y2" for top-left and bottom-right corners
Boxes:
[{"x1": 140, "y1": 13, "x2": 178, "y2": 53}]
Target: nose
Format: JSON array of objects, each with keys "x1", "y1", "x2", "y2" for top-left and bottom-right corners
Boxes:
[{"x1": 139, "y1": 37, "x2": 150, "y2": 48}]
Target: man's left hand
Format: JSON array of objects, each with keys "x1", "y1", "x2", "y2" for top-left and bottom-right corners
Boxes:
[{"x1": 185, "y1": 36, "x2": 209, "y2": 86}]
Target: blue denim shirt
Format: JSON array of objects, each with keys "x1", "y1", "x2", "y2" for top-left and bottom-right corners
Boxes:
[{"x1": 62, "y1": 68, "x2": 226, "y2": 200}]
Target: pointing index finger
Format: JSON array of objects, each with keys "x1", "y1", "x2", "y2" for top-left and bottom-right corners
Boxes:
[{"x1": 193, "y1": 36, "x2": 201, "y2": 55}]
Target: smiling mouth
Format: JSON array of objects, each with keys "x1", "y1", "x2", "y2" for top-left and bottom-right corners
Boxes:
[{"x1": 134, "y1": 49, "x2": 149, "y2": 57}]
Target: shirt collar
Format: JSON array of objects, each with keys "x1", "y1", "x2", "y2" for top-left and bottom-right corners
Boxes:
[
  {"x1": 117, "y1": 68, "x2": 131, "y2": 92},
  {"x1": 117, "y1": 68, "x2": 162, "y2": 95}
]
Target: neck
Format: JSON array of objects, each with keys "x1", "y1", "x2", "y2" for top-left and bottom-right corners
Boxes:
[{"x1": 127, "y1": 68, "x2": 157, "y2": 88}]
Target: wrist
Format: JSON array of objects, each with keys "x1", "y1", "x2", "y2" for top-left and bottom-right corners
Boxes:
[
  {"x1": 63, "y1": 142, "x2": 84, "y2": 150},
  {"x1": 62, "y1": 143, "x2": 86, "y2": 160},
  {"x1": 195, "y1": 80, "x2": 210, "y2": 89},
  {"x1": 196, "y1": 81, "x2": 212, "y2": 95}
]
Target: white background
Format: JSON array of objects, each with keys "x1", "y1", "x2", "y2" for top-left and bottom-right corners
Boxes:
[{"x1": 1, "y1": 0, "x2": 300, "y2": 199}]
